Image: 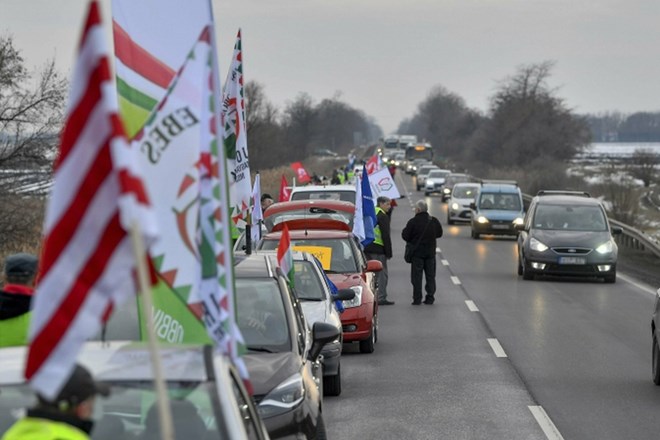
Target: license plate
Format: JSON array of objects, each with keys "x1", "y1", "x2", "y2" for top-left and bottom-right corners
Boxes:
[
  {"x1": 559, "y1": 257, "x2": 586, "y2": 265},
  {"x1": 492, "y1": 224, "x2": 509, "y2": 230}
]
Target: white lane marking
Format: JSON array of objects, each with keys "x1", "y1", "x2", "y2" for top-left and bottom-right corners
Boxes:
[
  {"x1": 528, "y1": 406, "x2": 565, "y2": 440},
  {"x1": 618, "y1": 273, "x2": 657, "y2": 296},
  {"x1": 441, "y1": 259, "x2": 449, "y2": 266},
  {"x1": 465, "y1": 300, "x2": 479, "y2": 312},
  {"x1": 487, "y1": 338, "x2": 507, "y2": 358},
  {"x1": 436, "y1": 247, "x2": 441, "y2": 253},
  {"x1": 451, "y1": 276, "x2": 461, "y2": 285}
]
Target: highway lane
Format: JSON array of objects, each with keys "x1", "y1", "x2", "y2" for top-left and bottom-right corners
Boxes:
[{"x1": 325, "y1": 172, "x2": 660, "y2": 439}]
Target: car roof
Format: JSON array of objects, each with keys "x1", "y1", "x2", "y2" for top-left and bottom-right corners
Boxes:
[
  {"x1": 0, "y1": 342, "x2": 213, "y2": 385},
  {"x1": 480, "y1": 183, "x2": 520, "y2": 193},
  {"x1": 264, "y1": 199, "x2": 355, "y2": 216},
  {"x1": 290, "y1": 184, "x2": 355, "y2": 192},
  {"x1": 453, "y1": 182, "x2": 480, "y2": 188},
  {"x1": 534, "y1": 194, "x2": 602, "y2": 206}
]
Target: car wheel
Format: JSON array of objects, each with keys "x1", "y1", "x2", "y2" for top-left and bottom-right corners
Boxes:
[
  {"x1": 603, "y1": 272, "x2": 616, "y2": 283},
  {"x1": 359, "y1": 319, "x2": 376, "y2": 353},
  {"x1": 517, "y1": 256, "x2": 523, "y2": 276},
  {"x1": 521, "y1": 256, "x2": 533, "y2": 280},
  {"x1": 471, "y1": 230, "x2": 479, "y2": 239},
  {"x1": 315, "y1": 413, "x2": 327, "y2": 440},
  {"x1": 424, "y1": 192, "x2": 430, "y2": 196},
  {"x1": 373, "y1": 312, "x2": 378, "y2": 344},
  {"x1": 323, "y1": 364, "x2": 341, "y2": 396},
  {"x1": 653, "y1": 336, "x2": 660, "y2": 385}
]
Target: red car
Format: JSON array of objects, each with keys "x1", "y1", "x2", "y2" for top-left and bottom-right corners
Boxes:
[
  {"x1": 259, "y1": 220, "x2": 382, "y2": 353},
  {"x1": 262, "y1": 199, "x2": 355, "y2": 232}
]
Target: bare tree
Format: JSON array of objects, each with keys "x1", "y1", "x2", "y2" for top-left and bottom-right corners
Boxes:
[
  {"x1": 627, "y1": 148, "x2": 659, "y2": 187},
  {"x1": 0, "y1": 34, "x2": 67, "y2": 167}
]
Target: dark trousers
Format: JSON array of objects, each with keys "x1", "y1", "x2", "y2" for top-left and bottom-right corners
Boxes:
[{"x1": 410, "y1": 255, "x2": 436, "y2": 303}]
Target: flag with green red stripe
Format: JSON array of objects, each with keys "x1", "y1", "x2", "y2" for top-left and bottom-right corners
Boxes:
[{"x1": 277, "y1": 223, "x2": 295, "y2": 287}]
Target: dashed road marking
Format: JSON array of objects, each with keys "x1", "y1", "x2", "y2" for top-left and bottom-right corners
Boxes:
[
  {"x1": 528, "y1": 406, "x2": 565, "y2": 440},
  {"x1": 487, "y1": 338, "x2": 507, "y2": 358},
  {"x1": 465, "y1": 300, "x2": 479, "y2": 312},
  {"x1": 450, "y1": 276, "x2": 461, "y2": 285},
  {"x1": 441, "y1": 259, "x2": 449, "y2": 266}
]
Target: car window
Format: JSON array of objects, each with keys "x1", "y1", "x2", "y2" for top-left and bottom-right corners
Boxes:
[
  {"x1": 479, "y1": 192, "x2": 521, "y2": 211},
  {"x1": 453, "y1": 186, "x2": 478, "y2": 199},
  {"x1": 264, "y1": 208, "x2": 353, "y2": 231},
  {"x1": 533, "y1": 204, "x2": 608, "y2": 231},
  {"x1": 235, "y1": 279, "x2": 290, "y2": 352},
  {"x1": 261, "y1": 238, "x2": 358, "y2": 273},
  {"x1": 293, "y1": 261, "x2": 326, "y2": 300},
  {"x1": 290, "y1": 190, "x2": 356, "y2": 204}
]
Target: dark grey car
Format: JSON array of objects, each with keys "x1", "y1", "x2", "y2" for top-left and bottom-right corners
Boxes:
[{"x1": 516, "y1": 190, "x2": 623, "y2": 283}]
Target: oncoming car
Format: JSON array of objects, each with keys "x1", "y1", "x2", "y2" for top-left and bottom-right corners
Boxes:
[
  {"x1": 470, "y1": 181, "x2": 524, "y2": 239},
  {"x1": 423, "y1": 168, "x2": 451, "y2": 196},
  {"x1": 516, "y1": 190, "x2": 622, "y2": 283},
  {"x1": 447, "y1": 182, "x2": 480, "y2": 225}
]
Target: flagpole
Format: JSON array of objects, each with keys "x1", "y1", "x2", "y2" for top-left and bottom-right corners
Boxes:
[{"x1": 129, "y1": 221, "x2": 174, "y2": 440}]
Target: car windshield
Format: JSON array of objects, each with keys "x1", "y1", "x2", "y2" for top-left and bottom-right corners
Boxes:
[
  {"x1": 291, "y1": 190, "x2": 355, "y2": 204},
  {"x1": 418, "y1": 167, "x2": 436, "y2": 175},
  {"x1": 0, "y1": 381, "x2": 223, "y2": 439},
  {"x1": 293, "y1": 261, "x2": 326, "y2": 301},
  {"x1": 453, "y1": 186, "x2": 478, "y2": 199},
  {"x1": 261, "y1": 238, "x2": 358, "y2": 273},
  {"x1": 533, "y1": 204, "x2": 608, "y2": 231},
  {"x1": 479, "y1": 193, "x2": 521, "y2": 211},
  {"x1": 264, "y1": 208, "x2": 353, "y2": 231},
  {"x1": 428, "y1": 170, "x2": 449, "y2": 178},
  {"x1": 235, "y1": 279, "x2": 291, "y2": 352}
]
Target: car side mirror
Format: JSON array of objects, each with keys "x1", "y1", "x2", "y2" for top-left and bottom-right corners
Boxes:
[
  {"x1": 334, "y1": 288, "x2": 355, "y2": 301},
  {"x1": 366, "y1": 260, "x2": 383, "y2": 273},
  {"x1": 308, "y1": 322, "x2": 340, "y2": 361},
  {"x1": 610, "y1": 226, "x2": 623, "y2": 235},
  {"x1": 469, "y1": 202, "x2": 477, "y2": 210}
]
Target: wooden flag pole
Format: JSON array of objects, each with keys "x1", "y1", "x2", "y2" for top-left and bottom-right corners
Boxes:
[{"x1": 129, "y1": 221, "x2": 175, "y2": 440}]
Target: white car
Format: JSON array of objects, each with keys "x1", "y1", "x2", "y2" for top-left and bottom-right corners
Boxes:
[
  {"x1": 289, "y1": 184, "x2": 356, "y2": 204},
  {"x1": 0, "y1": 342, "x2": 270, "y2": 439},
  {"x1": 424, "y1": 169, "x2": 452, "y2": 196},
  {"x1": 447, "y1": 182, "x2": 480, "y2": 225}
]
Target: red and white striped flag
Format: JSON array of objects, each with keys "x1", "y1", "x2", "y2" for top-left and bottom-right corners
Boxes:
[
  {"x1": 276, "y1": 224, "x2": 295, "y2": 287},
  {"x1": 25, "y1": 0, "x2": 158, "y2": 399}
]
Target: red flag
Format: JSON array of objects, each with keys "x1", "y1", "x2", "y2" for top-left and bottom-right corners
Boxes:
[
  {"x1": 279, "y1": 174, "x2": 291, "y2": 202},
  {"x1": 276, "y1": 224, "x2": 294, "y2": 286},
  {"x1": 25, "y1": 0, "x2": 157, "y2": 399},
  {"x1": 291, "y1": 161, "x2": 311, "y2": 184},
  {"x1": 365, "y1": 155, "x2": 379, "y2": 175}
]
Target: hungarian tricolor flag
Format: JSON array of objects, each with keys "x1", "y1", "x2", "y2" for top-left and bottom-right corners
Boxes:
[
  {"x1": 277, "y1": 223, "x2": 295, "y2": 287},
  {"x1": 291, "y1": 161, "x2": 311, "y2": 184},
  {"x1": 279, "y1": 174, "x2": 291, "y2": 202}
]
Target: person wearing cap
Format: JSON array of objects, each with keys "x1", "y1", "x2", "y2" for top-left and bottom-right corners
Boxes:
[
  {"x1": 0, "y1": 253, "x2": 38, "y2": 347},
  {"x1": 261, "y1": 193, "x2": 274, "y2": 213},
  {"x1": 1, "y1": 364, "x2": 110, "y2": 440}
]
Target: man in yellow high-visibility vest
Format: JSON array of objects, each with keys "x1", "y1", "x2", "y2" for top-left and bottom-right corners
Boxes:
[
  {"x1": 0, "y1": 253, "x2": 37, "y2": 347},
  {"x1": 364, "y1": 196, "x2": 394, "y2": 305}
]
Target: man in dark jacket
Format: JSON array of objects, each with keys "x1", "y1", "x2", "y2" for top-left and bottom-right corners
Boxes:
[
  {"x1": 402, "y1": 200, "x2": 443, "y2": 305},
  {"x1": 0, "y1": 253, "x2": 38, "y2": 347},
  {"x1": 365, "y1": 196, "x2": 394, "y2": 305}
]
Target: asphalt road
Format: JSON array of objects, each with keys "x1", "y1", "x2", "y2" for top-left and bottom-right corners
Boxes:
[{"x1": 324, "y1": 173, "x2": 660, "y2": 440}]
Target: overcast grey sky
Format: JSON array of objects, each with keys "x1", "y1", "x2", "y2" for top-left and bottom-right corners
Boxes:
[{"x1": 3, "y1": 0, "x2": 660, "y2": 133}]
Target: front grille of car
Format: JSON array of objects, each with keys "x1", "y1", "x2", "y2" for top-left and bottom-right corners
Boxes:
[
  {"x1": 551, "y1": 247, "x2": 592, "y2": 255},
  {"x1": 545, "y1": 263, "x2": 597, "y2": 274}
]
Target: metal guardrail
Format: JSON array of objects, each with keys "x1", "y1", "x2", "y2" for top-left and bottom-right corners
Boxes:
[{"x1": 522, "y1": 193, "x2": 660, "y2": 260}]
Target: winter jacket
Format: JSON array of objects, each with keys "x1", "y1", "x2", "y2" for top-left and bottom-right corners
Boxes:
[
  {"x1": 364, "y1": 208, "x2": 393, "y2": 258},
  {"x1": 401, "y1": 211, "x2": 443, "y2": 258}
]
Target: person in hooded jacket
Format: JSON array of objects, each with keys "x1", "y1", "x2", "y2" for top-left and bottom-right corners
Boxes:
[{"x1": 0, "y1": 253, "x2": 38, "y2": 347}]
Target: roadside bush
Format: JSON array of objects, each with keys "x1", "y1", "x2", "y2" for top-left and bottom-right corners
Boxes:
[{"x1": 0, "y1": 195, "x2": 44, "y2": 258}]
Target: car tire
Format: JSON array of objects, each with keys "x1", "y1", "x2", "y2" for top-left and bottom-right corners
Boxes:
[
  {"x1": 517, "y1": 256, "x2": 523, "y2": 276},
  {"x1": 603, "y1": 272, "x2": 616, "y2": 283},
  {"x1": 653, "y1": 336, "x2": 660, "y2": 385},
  {"x1": 521, "y1": 256, "x2": 534, "y2": 280},
  {"x1": 359, "y1": 319, "x2": 376, "y2": 353},
  {"x1": 323, "y1": 364, "x2": 341, "y2": 396},
  {"x1": 315, "y1": 413, "x2": 327, "y2": 440},
  {"x1": 471, "y1": 230, "x2": 480, "y2": 239},
  {"x1": 424, "y1": 191, "x2": 430, "y2": 196}
]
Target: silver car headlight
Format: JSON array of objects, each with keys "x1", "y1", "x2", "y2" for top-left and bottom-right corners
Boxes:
[
  {"x1": 257, "y1": 373, "x2": 305, "y2": 418},
  {"x1": 476, "y1": 215, "x2": 489, "y2": 224},
  {"x1": 513, "y1": 217, "x2": 524, "y2": 226},
  {"x1": 596, "y1": 240, "x2": 614, "y2": 254},
  {"x1": 443, "y1": 188, "x2": 451, "y2": 194},
  {"x1": 530, "y1": 237, "x2": 548, "y2": 252},
  {"x1": 451, "y1": 202, "x2": 459, "y2": 210},
  {"x1": 343, "y1": 286, "x2": 363, "y2": 308}
]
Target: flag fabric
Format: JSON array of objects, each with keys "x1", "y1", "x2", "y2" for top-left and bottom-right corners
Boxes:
[
  {"x1": 279, "y1": 174, "x2": 291, "y2": 202},
  {"x1": 25, "y1": 0, "x2": 158, "y2": 399},
  {"x1": 359, "y1": 170, "x2": 378, "y2": 247},
  {"x1": 277, "y1": 224, "x2": 295, "y2": 287},
  {"x1": 367, "y1": 166, "x2": 402, "y2": 200},
  {"x1": 222, "y1": 29, "x2": 252, "y2": 234},
  {"x1": 291, "y1": 161, "x2": 311, "y2": 185},
  {"x1": 352, "y1": 172, "x2": 365, "y2": 242},
  {"x1": 365, "y1": 154, "x2": 380, "y2": 175},
  {"x1": 250, "y1": 172, "x2": 263, "y2": 243}
]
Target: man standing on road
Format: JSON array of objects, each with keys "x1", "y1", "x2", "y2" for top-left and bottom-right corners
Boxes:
[
  {"x1": 402, "y1": 200, "x2": 443, "y2": 305},
  {"x1": 365, "y1": 196, "x2": 394, "y2": 305},
  {"x1": 0, "y1": 253, "x2": 38, "y2": 347},
  {"x1": 2, "y1": 364, "x2": 109, "y2": 440}
]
